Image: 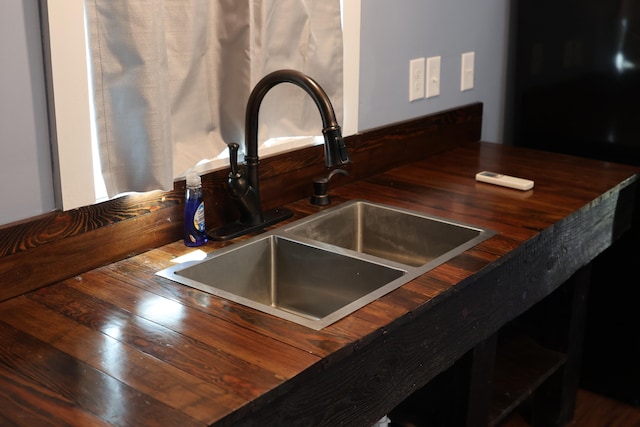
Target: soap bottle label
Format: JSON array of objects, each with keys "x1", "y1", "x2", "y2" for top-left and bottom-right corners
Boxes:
[
  {"x1": 185, "y1": 193, "x2": 207, "y2": 247},
  {"x1": 193, "y1": 201, "x2": 205, "y2": 232}
]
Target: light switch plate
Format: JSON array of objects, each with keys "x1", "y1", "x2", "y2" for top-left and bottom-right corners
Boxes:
[
  {"x1": 461, "y1": 51, "x2": 475, "y2": 91},
  {"x1": 409, "y1": 57, "x2": 425, "y2": 101},
  {"x1": 426, "y1": 56, "x2": 441, "y2": 98}
]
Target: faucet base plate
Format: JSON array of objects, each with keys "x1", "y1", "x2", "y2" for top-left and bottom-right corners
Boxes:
[{"x1": 207, "y1": 207, "x2": 294, "y2": 241}]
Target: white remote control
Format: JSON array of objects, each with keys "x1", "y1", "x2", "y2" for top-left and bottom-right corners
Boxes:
[{"x1": 475, "y1": 171, "x2": 534, "y2": 191}]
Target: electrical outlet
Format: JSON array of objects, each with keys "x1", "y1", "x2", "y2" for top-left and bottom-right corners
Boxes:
[
  {"x1": 461, "y1": 51, "x2": 475, "y2": 91},
  {"x1": 409, "y1": 58, "x2": 425, "y2": 101},
  {"x1": 426, "y1": 56, "x2": 441, "y2": 98}
]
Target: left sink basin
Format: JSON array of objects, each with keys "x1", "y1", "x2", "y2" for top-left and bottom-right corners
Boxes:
[{"x1": 157, "y1": 235, "x2": 406, "y2": 330}]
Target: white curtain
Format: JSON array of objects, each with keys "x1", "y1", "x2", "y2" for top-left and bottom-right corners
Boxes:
[{"x1": 85, "y1": 0, "x2": 343, "y2": 197}]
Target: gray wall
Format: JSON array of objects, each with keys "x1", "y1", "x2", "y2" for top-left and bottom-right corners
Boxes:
[
  {"x1": 0, "y1": 1, "x2": 509, "y2": 226},
  {"x1": 359, "y1": 0, "x2": 509, "y2": 142},
  {"x1": 1, "y1": 1, "x2": 54, "y2": 225}
]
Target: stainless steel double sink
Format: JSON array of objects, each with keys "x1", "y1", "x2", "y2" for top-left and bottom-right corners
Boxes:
[{"x1": 157, "y1": 200, "x2": 495, "y2": 329}]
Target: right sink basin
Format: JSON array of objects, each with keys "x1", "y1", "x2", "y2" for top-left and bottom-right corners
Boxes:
[{"x1": 285, "y1": 200, "x2": 491, "y2": 267}]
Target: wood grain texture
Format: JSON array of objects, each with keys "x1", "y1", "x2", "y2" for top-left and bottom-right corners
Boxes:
[
  {"x1": 0, "y1": 190, "x2": 183, "y2": 257},
  {"x1": 0, "y1": 103, "x2": 483, "y2": 302},
  {"x1": 0, "y1": 103, "x2": 638, "y2": 426}
]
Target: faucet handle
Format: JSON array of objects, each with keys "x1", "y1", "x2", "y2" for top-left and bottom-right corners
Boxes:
[
  {"x1": 335, "y1": 135, "x2": 351, "y2": 165},
  {"x1": 323, "y1": 126, "x2": 351, "y2": 167},
  {"x1": 227, "y1": 143, "x2": 250, "y2": 199},
  {"x1": 228, "y1": 143, "x2": 241, "y2": 177},
  {"x1": 310, "y1": 168, "x2": 348, "y2": 206}
]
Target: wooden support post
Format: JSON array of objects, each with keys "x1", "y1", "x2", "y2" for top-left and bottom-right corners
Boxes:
[{"x1": 531, "y1": 263, "x2": 591, "y2": 426}]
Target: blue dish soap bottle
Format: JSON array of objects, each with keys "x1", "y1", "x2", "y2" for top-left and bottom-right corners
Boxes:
[{"x1": 184, "y1": 172, "x2": 207, "y2": 247}]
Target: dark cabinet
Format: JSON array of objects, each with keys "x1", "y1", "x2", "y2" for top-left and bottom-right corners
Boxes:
[{"x1": 388, "y1": 266, "x2": 591, "y2": 426}]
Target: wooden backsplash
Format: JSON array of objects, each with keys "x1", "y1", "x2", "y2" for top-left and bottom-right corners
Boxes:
[{"x1": 0, "y1": 103, "x2": 483, "y2": 301}]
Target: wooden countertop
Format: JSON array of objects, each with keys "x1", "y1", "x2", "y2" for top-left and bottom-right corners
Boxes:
[{"x1": 0, "y1": 140, "x2": 637, "y2": 426}]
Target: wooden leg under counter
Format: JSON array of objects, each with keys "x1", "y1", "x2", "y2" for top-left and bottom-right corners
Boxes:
[
  {"x1": 526, "y1": 265, "x2": 590, "y2": 427},
  {"x1": 466, "y1": 335, "x2": 498, "y2": 426},
  {"x1": 489, "y1": 264, "x2": 590, "y2": 427}
]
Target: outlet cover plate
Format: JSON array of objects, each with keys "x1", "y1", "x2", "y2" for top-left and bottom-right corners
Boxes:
[
  {"x1": 409, "y1": 57, "x2": 425, "y2": 101},
  {"x1": 461, "y1": 52, "x2": 475, "y2": 91},
  {"x1": 426, "y1": 56, "x2": 441, "y2": 98}
]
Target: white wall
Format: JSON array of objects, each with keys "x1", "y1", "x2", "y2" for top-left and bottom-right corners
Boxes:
[{"x1": 0, "y1": 1, "x2": 510, "y2": 226}]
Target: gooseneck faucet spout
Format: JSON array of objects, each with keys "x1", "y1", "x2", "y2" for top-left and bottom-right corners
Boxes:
[
  {"x1": 245, "y1": 70, "x2": 351, "y2": 177},
  {"x1": 209, "y1": 69, "x2": 351, "y2": 241},
  {"x1": 244, "y1": 70, "x2": 351, "y2": 216}
]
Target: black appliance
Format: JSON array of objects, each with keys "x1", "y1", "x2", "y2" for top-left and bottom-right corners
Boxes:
[{"x1": 506, "y1": 0, "x2": 640, "y2": 407}]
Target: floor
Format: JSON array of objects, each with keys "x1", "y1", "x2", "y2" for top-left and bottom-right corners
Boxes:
[{"x1": 501, "y1": 388, "x2": 640, "y2": 427}]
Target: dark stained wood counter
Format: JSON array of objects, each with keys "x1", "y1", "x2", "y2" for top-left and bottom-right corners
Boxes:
[{"x1": 0, "y1": 140, "x2": 637, "y2": 426}]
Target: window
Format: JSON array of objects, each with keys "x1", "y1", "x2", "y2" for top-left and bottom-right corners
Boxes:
[{"x1": 42, "y1": 0, "x2": 360, "y2": 210}]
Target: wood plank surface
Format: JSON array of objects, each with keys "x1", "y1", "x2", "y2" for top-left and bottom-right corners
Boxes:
[{"x1": 0, "y1": 104, "x2": 638, "y2": 426}]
